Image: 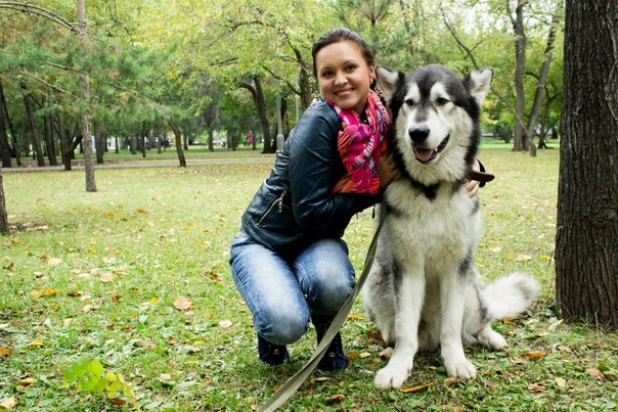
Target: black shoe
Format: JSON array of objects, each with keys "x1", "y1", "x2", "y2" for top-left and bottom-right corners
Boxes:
[
  {"x1": 314, "y1": 322, "x2": 349, "y2": 371},
  {"x1": 257, "y1": 335, "x2": 289, "y2": 366}
]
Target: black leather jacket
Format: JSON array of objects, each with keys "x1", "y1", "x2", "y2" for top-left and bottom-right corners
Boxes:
[{"x1": 240, "y1": 100, "x2": 381, "y2": 253}]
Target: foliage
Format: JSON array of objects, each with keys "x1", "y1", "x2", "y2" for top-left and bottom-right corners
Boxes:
[{"x1": 62, "y1": 358, "x2": 137, "y2": 408}]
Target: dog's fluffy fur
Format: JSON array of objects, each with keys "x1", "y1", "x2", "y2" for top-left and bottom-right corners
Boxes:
[{"x1": 362, "y1": 65, "x2": 539, "y2": 390}]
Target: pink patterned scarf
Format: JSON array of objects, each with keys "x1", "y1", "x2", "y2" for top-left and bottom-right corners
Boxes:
[{"x1": 327, "y1": 90, "x2": 390, "y2": 194}]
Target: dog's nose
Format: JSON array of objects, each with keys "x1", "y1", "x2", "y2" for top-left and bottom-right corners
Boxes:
[{"x1": 408, "y1": 126, "x2": 430, "y2": 144}]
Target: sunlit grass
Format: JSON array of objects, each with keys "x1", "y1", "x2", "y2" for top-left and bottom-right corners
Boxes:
[{"x1": 1, "y1": 148, "x2": 617, "y2": 411}]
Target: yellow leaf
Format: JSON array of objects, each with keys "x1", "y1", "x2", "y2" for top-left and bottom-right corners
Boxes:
[
  {"x1": 40, "y1": 288, "x2": 61, "y2": 297},
  {"x1": 87, "y1": 247, "x2": 96, "y2": 254},
  {"x1": 0, "y1": 397, "x2": 16, "y2": 409},
  {"x1": 136, "y1": 208, "x2": 147, "y2": 214},
  {"x1": 174, "y1": 297, "x2": 192, "y2": 311},
  {"x1": 347, "y1": 314, "x2": 365, "y2": 321},
  {"x1": 29, "y1": 290, "x2": 42, "y2": 301},
  {"x1": 219, "y1": 320, "x2": 233, "y2": 329},
  {"x1": 0, "y1": 347, "x2": 12, "y2": 357},
  {"x1": 28, "y1": 337, "x2": 43, "y2": 347},
  {"x1": 401, "y1": 383, "x2": 432, "y2": 393},
  {"x1": 183, "y1": 345, "x2": 201, "y2": 353},
  {"x1": 103, "y1": 211, "x2": 115, "y2": 219},
  {"x1": 555, "y1": 377, "x2": 566, "y2": 388},
  {"x1": 149, "y1": 297, "x2": 159, "y2": 305},
  {"x1": 521, "y1": 351, "x2": 546, "y2": 359},
  {"x1": 324, "y1": 394, "x2": 345, "y2": 403},
  {"x1": 18, "y1": 378, "x2": 36, "y2": 386}
]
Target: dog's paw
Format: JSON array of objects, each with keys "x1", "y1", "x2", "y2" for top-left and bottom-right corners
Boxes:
[
  {"x1": 444, "y1": 358, "x2": 476, "y2": 380},
  {"x1": 478, "y1": 327, "x2": 508, "y2": 351},
  {"x1": 374, "y1": 365, "x2": 410, "y2": 390}
]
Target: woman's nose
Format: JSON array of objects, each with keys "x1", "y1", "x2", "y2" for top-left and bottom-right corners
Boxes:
[{"x1": 334, "y1": 71, "x2": 347, "y2": 85}]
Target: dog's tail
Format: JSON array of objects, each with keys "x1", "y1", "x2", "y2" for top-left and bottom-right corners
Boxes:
[{"x1": 482, "y1": 272, "x2": 539, "y2": 320}]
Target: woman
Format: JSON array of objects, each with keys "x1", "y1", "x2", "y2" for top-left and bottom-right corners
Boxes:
[{"x1": 230, "y1": 28, "x2": 480, "y2": 370}]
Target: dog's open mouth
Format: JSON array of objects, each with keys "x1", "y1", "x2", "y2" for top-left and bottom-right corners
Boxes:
[{"x1": 413, "y1": 135, "x2": 450, "y2": 164}]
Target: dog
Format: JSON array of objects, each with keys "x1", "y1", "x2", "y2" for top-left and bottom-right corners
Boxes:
[{"x1": 362, "y1": 64, "x2": 539, "y2": 390}]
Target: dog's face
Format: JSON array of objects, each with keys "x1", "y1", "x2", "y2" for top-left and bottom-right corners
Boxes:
[{"x1": 376, "y1": 65, "x2": 492, "y2": 184}]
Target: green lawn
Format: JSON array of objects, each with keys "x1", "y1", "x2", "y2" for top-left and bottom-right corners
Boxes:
[{"x1": 1, "y1": 147, "x2": 617, "y2": 411}]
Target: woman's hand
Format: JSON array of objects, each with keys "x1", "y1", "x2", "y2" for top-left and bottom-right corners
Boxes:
[
  {"x1": 464, "y1": 159, "x2": 482, "y2": 197},
  {"x1": 378, "y1": 152, "x2": 399, "y2": 188}
]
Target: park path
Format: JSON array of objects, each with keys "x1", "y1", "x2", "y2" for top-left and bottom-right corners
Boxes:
[{"x1": 1, "y1": 155, "x2": 275, "y2": 173}]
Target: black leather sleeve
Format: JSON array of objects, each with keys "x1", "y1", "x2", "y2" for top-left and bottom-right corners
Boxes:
[{"x1": 287, "y1": 103, "x2": 379, "y2": 233}]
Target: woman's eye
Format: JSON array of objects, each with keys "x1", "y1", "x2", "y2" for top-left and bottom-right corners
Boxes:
[
  {"x1": 346, "y1": 65, "x2": 357, "y2": 72},
  {"x1": 436, "y1": 97, "x2": 450, "y2": 106}
]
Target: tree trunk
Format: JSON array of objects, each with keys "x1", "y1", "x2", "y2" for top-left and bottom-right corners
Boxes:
[
  {"x1": 22, "y1": 88, "x2": 46, "y2": 167},
  {"x1": 94, "y1": 122, "x2": 105, "y2": 164},
  {"x1": 555, "y1": 0, "x2": 618, "y2": 329},
  {"x1": 511, "y1": 0, "x2": 528, "y2": 152},
  {"x1": 526, "y1": 13, "x2": 558, "y2": 156},
  {"x1": 58, "y1": 111, "x2": 72, "y2": 170},
  {"x1": 0, "y1": 167, "x2": 8, "y2": 235},
  {"x1": 241, "y1": 77, "x2": 272, "y2": 154},
  {"x1": 168, "y1": 118, "x2": 186, "y2": 167},
  {"x1": 76, "y1": 0, "x2": 96, "y2": 192},
  {"x1": 0, "y1": 82, "x2": 11, "y2": 167},
  {"x1": 44, "y1": 110, "x2": 58, "y2": 166},
  {"x1": 1, "y1": 82, "x2": 19, "y2": 166}
]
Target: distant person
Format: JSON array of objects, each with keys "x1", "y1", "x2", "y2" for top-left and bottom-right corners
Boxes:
[{"x1": 247, "y1": 131, "x2": 254, "y2": 147}]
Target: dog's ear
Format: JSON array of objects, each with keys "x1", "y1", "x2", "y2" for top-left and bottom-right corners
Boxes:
[
  {"x1": 465, "y1": 68, "x2": 493, "y2": 105},
  {"x1": 375, "y1": 66, "x2": 402, "y2": 104}
]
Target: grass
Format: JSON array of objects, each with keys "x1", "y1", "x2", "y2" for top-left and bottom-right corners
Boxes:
[{"x1": 1, "y1": 147, "x2": 617, "y2": 411}]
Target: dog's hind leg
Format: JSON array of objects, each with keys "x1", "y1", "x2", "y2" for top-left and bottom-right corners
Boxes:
[
  {"x1": 477, "y1": 324, "x2": 507, "y2": 350},
  {"x1": 440, "y1": 271, "x2": 477, "y2": 379},
  {"x1": 374, "y1": 268, "x2": 425, "y2": 390}
]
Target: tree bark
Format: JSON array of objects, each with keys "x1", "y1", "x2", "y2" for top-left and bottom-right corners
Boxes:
[
  {"x1": 168, "y1": 117, "x2": 186, "y2": 167},
  {"x1": 1, "y1": 81, "x2": 19, "y2": 166},
  {"x1": 0, "y1": 82, "x2": 11, "y2": 168},
  {"x1": 241, "y1": 77, "x2": 272, "y2": 154},
  {"x1": 44, "y1": 109, "x2": 58, "y2": 166},
  {"x1": 555, "y1": 0, "x2": 618, "y2": 329},
  {"x1": 0, "y1": 167, "x2": 8, "y2": 235},
  {"x1": 76, "y1": 0, "x2": 96, "y2": 192},
  {"x1": 22, "y1": 88, "x2": 46, "y2": 167},
  {"x1": 94, "y1": 122, "x2": 105, "y2": 164},
  {"x1": 510, "y1": 0, "x2": 528, "y2": 152}
]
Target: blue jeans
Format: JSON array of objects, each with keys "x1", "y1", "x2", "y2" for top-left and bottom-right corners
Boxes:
[{"x1": 230, "y1": 230, "x2": 356, "y2": 346}]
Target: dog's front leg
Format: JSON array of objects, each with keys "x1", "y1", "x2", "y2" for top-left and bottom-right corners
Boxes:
[
  {"x1": 440, "y1": 272, "x2": 477, "y2": 379},
  {"x1": 374, "y1": 269, "x2": 425, "y2": 390}
]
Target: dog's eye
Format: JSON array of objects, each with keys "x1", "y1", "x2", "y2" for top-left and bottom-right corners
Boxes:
[
  {"x1": 436, "y1": 97, "x2": 450, "y2": 106},
  {"x1": 404, "y1": 99, "x2": 415, "y2": 107}
]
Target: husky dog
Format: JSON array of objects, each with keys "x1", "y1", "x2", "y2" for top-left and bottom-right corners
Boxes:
[{"x1": 363, "y1": 65, "x2": 539, "y2": 390}]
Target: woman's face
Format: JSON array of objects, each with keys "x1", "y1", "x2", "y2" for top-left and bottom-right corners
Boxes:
[{"x1": 315, "y1": 41, "x2": 375, "y2": 114}]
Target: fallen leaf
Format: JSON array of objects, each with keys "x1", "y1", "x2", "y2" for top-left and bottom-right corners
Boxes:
[
  {"x1": 183, "y1": 345, "x2": 201, "y2": 353},
  {"x1": 0, "y1": 397, "x2": 16, "y2": 409},
  {"x1": 0, "y1": 347, "x2": 12, "y2": 357},
  {"x1": 100, "y1": 272, "x2": 114, "y2": 282},
  {"x1": 586, "y1": 368, "x2": 604, "y2": 379},
  {"x1": 63, "y1": 319, "x2": 72, "y2": 328},
  {"x1": 219, "y1": 320, "x2": 233, "y2": 329},
  {"x1": 555, "y1": 377, "x2": 567, "y2": 388},
  {"x1": 521, "y1": 351, "x2": 546, "y2": 360},
  {"x1": 174, "y1": 297, "x2": 192, "y2": 311},
  {"x1": 547, "y1": 319, "x2": 563, "y2": 331},
  {"x1": 324, "y1": 394, "x2": 345, "y2": 403},
  {"x1": 29, "y1": 290, "x2": 41, "y2": 301},
  {"x1": 40, "y1": 288, "x2": 61, "y2": 297},
  {"x1": 134, "y1": 340, "x2": 156, "y2": 350},
  {"x1": 17, "y1": 378, "x2": 36, "y2": 386},
  {"x1": 489, "y1": 247, "x2": 502, "y2": 253},
  {"x1": 444, "y1": 377, "x2": 459, "y2": 386},
  {"x1": 401, "y1": 383, "x2": 432, "y2": 393},
  {"x1": 515, "y1": 254, "x2": 532, "y2": 261},
  {"x1": 46, "y1": 257, "x2": 62, "y2": 266},
  {"x1": 108, "y1": 398, "x2": 126, "y2": 406},
  {"x1": 82, "y1": 304, "x2": 99, "y2": 313},
  {"x1": 347, "y1": 314, "x2": 365, "y2": 321},
  {"x1": 366, "y1": 328, "x2": 385, "y2": 345},
  {"x1": 28, "y1": 338, "x2": 43, "y2": 347},
  {"x1": 379, "y1": 347, "x2": 393, "y2": 359},
  {"x1": 159, "y1": 373, "x2": 172, "y2": 381},
  {"x1": 528, "y1": 382, "x2": 545, "y2": 393}
]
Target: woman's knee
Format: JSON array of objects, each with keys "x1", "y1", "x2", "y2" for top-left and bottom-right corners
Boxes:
[{"x1": 254, "y1": 307, "x2": 310, "y2": 345}]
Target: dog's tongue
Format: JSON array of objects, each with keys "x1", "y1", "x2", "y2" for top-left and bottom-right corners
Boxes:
[{"x1": 414, "y1": 148, "x2": 435, "y2": 163}]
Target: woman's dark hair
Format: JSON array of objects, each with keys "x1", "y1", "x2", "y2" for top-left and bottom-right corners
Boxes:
[{"x1": 311, "y1": 28, "x2": 375, "y2": 78}]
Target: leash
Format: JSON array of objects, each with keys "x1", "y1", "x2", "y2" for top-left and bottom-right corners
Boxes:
[{"x1": 258, "y1": 213, "x2": 386, "y2": 412}]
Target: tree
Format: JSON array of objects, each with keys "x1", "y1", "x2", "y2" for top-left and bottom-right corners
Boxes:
[
  {"x1": 555, "y1": 0, "x2": 618, "y2": 329},
  {"x1": 0, "y1": 167, "x2": 8, "y2": 235}
]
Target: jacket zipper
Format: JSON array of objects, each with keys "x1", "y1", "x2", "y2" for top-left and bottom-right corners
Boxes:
[{"x1": 257, "y1": 190, "x2": 287, "y2": 226}]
